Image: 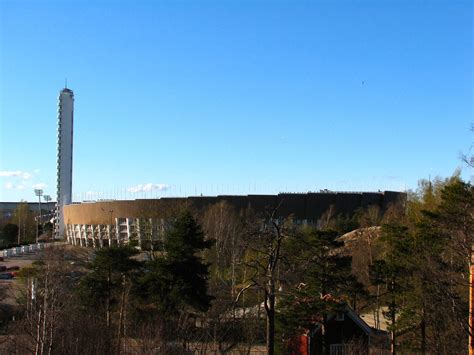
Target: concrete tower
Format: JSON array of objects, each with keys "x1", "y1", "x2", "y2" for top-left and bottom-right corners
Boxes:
[{"x1": 55, "y1": 87, "x2": 74, "y2": 238}]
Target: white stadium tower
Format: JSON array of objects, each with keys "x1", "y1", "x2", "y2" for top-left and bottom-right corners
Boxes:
[{"x1": 55, "y1": 87, "x2": 74, "y2": 238}]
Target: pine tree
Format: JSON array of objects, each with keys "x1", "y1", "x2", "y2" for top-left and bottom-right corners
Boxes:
[
  {"x1": 418, "y1": 180, "x2": 473, "y2": 351},
  {"x1": 140, "y1": 210, "x2": 213, "y2": 315},
  {"x1": 369, "y1": 224, "x2": 413, "y2": 355},
  {"x1": 279, "y1": 229, "x2": 364, "y2": 353},
  {"x1": 370, "y1": 179, "x2": 473, "y2": 354},
  {"x1": 79, "y1": 246, "x2": 141, "y2": 327}
]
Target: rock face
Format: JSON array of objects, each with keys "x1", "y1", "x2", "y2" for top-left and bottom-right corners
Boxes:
[
  {"x1": 337, "y1": 226, "x2": 383, "y2": 286},
  {"x1": 338, "y1": 226, "x2": 382, "y2": 246}
]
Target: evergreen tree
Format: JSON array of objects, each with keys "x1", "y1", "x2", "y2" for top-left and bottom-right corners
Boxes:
[
  {"x1": 140, "y1": 210, "x2": 213, "y2": 315},
  {"x1": 1, "y1": 223, "x2": 18, "y2": 245},
  {"x1": 370, "y1": 179, "x2": 473, "y2": 354},
  {"x1": 137, "y1": 211, "x2": 213, "y2": 351},
  {"x1": 79, "y1": 246, "x2": 141, "y2": 327},
  {"x1": 279, "y1": 229, "x2": 364, "y2": 352},
  {"x1": 417, "y1": 180, "x2": 473, "y2": 351},
  {"x1": 370, "y1": 224, "x2": 413, "y2": 355}
]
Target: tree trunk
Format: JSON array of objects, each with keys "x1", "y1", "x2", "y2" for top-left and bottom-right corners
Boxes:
[
  {"x1": 266, "y1": 280, "x2": 275, "y2": 355},
  {"x1": 322, "y1": 315, "x2": 328, "y2": 355},
  {"x1": 40, "y1": 271, "x2": 49, "y2": 355},
  {"x1": 390, "y1": 280, "x2": 396, "y2": 355},
  {"x1": 116, "y1": 276, "x2": 126, "y2": 354},
  {"x1": 106, "y1": 270, "x2": 111, "y2": 327},
  {"x1": 375, "y1": 285, "x2": 380, "y2": 330},
  {"x1": 421, "y1": 307, "x2": 426, "y2": 355},
  {"x1": 35, "y1": 308, "x2": 42, "y2": 355}
]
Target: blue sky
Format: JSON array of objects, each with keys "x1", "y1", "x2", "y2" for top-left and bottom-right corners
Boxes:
[{"x1": 0, "y1": 0, "x2": 472, "y2": 202}]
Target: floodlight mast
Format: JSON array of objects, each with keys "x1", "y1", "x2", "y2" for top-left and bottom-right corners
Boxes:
[{"x1": 34, "y1": 189, "x2": 43, "y2": 243}]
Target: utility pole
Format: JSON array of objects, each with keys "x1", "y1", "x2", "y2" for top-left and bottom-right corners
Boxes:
[
  {"x1": 43, "y1": 195, "x2": 52, "y2": 240},
  {"x1": 17, "y1": 203, "x2": 22, "y2": 245},
  {"x1": 34, "y1": 189, "x2": 43, "y2": 243}
]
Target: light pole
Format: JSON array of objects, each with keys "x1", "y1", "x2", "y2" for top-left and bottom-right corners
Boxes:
[
  {"x1": 17, "y1": 203, "x2": 22, "y2": 245},
  {"x1": 34, "y1": 189, "x2": 43, "y2": 243},
  {"x1": 43, "y1": 195, "x2": 52, "y2": 240}
]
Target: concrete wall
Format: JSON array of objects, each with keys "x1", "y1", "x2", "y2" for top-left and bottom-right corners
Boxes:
[{"x1": 63, "y1": 191, "x2": 406, "y2": 226}]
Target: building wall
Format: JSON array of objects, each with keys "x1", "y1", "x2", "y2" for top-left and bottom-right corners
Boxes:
[
  {"x1": 311, "y1": 316, "x2": 369, "y2": 355},
  {"x1": 63, "y1": 191, "x2": 405, "y2": 225}
]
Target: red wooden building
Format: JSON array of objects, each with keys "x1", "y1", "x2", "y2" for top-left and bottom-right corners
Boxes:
[{"x1": 290, "y1": 306, "x2": 389, "y2": 355}]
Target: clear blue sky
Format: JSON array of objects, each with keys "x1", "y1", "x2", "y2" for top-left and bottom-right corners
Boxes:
[{"x1": 0, "y1": 0, "x2": 472, "y2": 202}]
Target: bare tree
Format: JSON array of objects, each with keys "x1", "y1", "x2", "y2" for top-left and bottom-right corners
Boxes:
[
  {"x1": 10, "y1": 247, "x2": 76, "y2": 354},
  {"x1": 239, "y1": 206, "x2": 291, "y2": 355},
  {"x1": 202, "y1": 202, "x2": 246, "y2": 299},
  {"x1": 460, "y1": 123, "x2": 473, "y2": 168}
]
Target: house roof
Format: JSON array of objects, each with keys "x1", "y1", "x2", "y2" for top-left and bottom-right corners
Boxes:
[
  {"x1": 309, "y1": 305, "x2": 377, "y2": 337},
  {"x1": 343, "y1": 306, "x2": 374, "y2": 335}
]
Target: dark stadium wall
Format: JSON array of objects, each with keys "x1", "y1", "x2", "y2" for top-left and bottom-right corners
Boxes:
[{"x1": 63, "y1": 192, "x2": 406, "y2": 226}]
